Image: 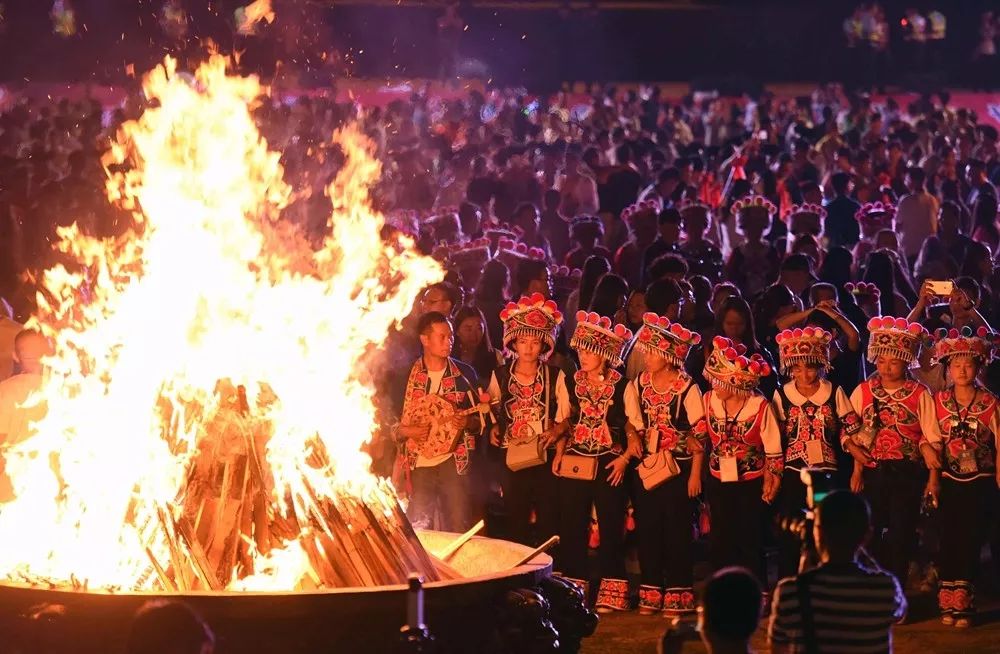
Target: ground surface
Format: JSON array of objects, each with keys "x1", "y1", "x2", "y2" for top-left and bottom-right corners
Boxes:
[{"x1": 581, "y1": 596, "x2": 1000, "y2": 653}]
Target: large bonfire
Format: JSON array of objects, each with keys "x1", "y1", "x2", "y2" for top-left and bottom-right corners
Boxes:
[{"x1": 0, "y1": 56, "x2": 443, "y2": 592}]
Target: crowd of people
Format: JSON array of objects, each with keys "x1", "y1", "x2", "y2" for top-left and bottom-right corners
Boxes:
[
  {"x1": 360, "y1": 80, "x2": 1000, "y2": 637},
  {"x1": 3, "y1": 73, "x2": 1000, "y2": 647}
]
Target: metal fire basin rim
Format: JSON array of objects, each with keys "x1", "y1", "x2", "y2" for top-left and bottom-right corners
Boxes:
[{"x1": 0, "y1": 531, "x2": 553, "y2": 598}]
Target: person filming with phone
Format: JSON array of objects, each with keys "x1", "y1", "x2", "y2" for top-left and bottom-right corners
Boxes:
[
  {"x1": 908, "y1": 278, "x2": 988, "y2": 333},
  {"x1": 769, "y1": 491, "x2": 907, "y2": 654},
  {"x1": 908, "y1": 278, "x2": 989, "y2": 392}
]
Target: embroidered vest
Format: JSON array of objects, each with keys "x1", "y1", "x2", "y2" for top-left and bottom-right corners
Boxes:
[
  {"x1": 400, "y1": 358, "x2": 478, "y2": 474},
  {"x1": 858, "y1": 377, "x2": 926, "y2": 463},
  {"x1": 495, "y1": 362, "x2": 563, "y2": 449},
  {"x1": 635, "y1": 371, "x2": 696, "y2": 460},
  {"x1": 776, "y1": 383, "x2": 861, "y2": 471},
  {"x1": 568, "y1": 369, "x2": 625, "y2": 457},
  {"x1": 700, "y1": 392, "x2": 770, "y2": 481},
  {"x1": 934, "y1": 388, "x2": 999, "y2": 482}
]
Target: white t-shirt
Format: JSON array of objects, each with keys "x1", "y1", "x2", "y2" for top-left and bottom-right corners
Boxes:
[{"x1": 415, "y1": 368, "x2": 453, "y2": 469}]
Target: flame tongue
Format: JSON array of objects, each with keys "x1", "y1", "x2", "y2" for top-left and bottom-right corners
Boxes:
[{"x1": 0, "y1": 56, "x2": 441, "y2": 591}]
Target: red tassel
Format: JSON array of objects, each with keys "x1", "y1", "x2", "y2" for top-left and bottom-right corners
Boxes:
[
  {"x1": 732, "y1": 155, "x2": 748, "y2": 181},
  {"x1": 699, "y1": 502, "x2": 711, "y2": 537},
  {"x1": 588, "y1": 519, "x2": 601, "y2": 549},
  {"x1": 625, "y1": 507, "x2": 636, "y2": 533}
]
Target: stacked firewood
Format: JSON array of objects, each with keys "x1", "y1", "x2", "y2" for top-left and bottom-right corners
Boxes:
[{"x1": 139, "y1": 383, "x2": 454, "y2": 591}]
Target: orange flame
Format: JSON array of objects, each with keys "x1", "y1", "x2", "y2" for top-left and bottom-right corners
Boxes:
[
  {"x1": 236, "y1": 0, "x2": 275, "y2": 36},
  {"x1": 0, "y1": 55, "x2": 441, "y2": 591}
]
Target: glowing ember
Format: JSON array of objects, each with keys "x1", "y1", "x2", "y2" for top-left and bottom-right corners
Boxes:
[
  {"x1": 236, "y1": 0, "x2": 275, "y2": 35},
  {"x1": 0, "y1": 55, "x2": 442, "y2": 591}
]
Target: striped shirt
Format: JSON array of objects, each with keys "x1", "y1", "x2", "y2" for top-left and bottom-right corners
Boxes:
[{"x1": 768, "y1": 562, "x2": 906, "y2": 654}]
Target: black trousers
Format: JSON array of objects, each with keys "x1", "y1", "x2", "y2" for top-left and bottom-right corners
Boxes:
[
  {"x1": 706, "y1": 475, "x2": 765, "y2": 581},
  {"x1": 503, "y1": 457, "x2": 560, "y2": 548},
  {"x1": 633, "y1": 460, "x2": 695, "y2": 589},
  {"x1": 939, "y1": 477, "x2": 996, "y2": 585},
  {"x1": 863, "y1": 461, "x2": 925, "y2": 585},
  {"x1": 558, "y1": 452, "x2": 627, "y2": 581}
]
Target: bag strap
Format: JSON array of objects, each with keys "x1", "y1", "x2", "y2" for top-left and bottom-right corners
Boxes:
[
  {"x1": 544, "y1": 365, "x2": 551, "y2": 431},
  {"x1": 796, "y1": 571, "x2": 820, "y2": 654}
]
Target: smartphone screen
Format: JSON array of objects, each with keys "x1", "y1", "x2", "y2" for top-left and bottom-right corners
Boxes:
[{"x1": 927, "y1": 280, "x2": 954, "y2": 296}]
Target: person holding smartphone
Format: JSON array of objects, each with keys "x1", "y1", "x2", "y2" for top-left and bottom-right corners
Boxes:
[
  {"x1": 908, "y1": 277, "x2": 989, "y2": 333},
  {"x1": 908, "y1": 277, "x2": 990, "y2": 392}
]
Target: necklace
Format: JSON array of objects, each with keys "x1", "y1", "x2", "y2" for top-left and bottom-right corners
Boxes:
[
  {"x1": 954, "y1": 386, "x2": 978, "y2": 421},
  {"x1": 721, "y1": 395, "x2": 749, "y2": 439}
]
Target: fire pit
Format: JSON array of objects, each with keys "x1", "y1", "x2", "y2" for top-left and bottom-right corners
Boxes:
[
  {"x1": 0, "y1": 532, "x2": 595, "y2": 654},
  {"x1": 0, "y1": 56, "x2": 597, "y2": 654}
]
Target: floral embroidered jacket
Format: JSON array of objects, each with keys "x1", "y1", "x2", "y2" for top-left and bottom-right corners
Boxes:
[
  {"x1": 772, "y1": 380, "x2": 862, "y2": 472},
  {"x1": 567, "y1": 369, "x2": 628, "y2": 457},
  {"x1": 490, "y1": 362, "x2": 573, "y2": 448},
  {"x1": 624, "y1": 371, "x2": 704, "y2": 461},
  {"x1": 695, "y1": 392, "x2": 784, "y2": 481},
  {"x1": 398, "y1": 357, "x2": 481, "y2": 474},
  {"x1": 849, "y1": 375, "x2": 941, "y2": 465},
  {"x1": 933, "y1": 387, "x2": 1000, "y2": 482}
]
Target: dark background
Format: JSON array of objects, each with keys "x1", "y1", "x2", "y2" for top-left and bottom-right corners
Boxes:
[{"x1": 0, "y1": 1, "x2": 992, "y2": 90}]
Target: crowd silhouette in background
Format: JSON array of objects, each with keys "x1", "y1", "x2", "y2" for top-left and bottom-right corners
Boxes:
[{"x1": 4, "y1": 40, "x2": 1000, "y2": 653}]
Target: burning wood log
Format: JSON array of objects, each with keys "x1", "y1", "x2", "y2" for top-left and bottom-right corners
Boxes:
[{"x1": 126, "y1": 380, "x2": 450, "y2": 593}]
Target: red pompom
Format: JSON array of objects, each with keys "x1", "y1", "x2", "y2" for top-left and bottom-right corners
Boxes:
[{"x1": 724, "y1": 347, "x2": 738, "y2": 360}]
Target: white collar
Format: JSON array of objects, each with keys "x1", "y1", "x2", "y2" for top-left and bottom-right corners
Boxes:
[
  {"x1": 783, "y1": 379, "x2": 832, "y2": 406},
  {"x1": 709, "y1": 392, "x2": 764, "y2": 420}
]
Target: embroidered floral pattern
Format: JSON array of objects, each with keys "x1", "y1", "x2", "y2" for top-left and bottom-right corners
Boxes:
[
  {"x1": 595, "y1": 577, "x2": 631, "y2": 611},
  {"x1": 400, "y1": 359, "x2": 477, "y2": 474},
  {"x1": 571, "y1": 369, "x2": 622, "y2": 456},
  {"x1": 639, "y1": 371, "x2": 694, "y2": 459},
  {"x1": 860, "y1": 376, "x2": 924, "y2": 463},
  {"x1": 503, "y1": 367, "x2": 547, "y2": 447},
  {"x1": 701, "y1": 393, "x2": 774, "y2": 481},
  {"x1": 935, "y1": 388, "x2": 999, "y2": 481},
  {"x1": 638, "y1": 585, "x2": 664, "y2": 612},
  {"x1": 662, "y1": 587, "x2": 696, "y2": 614},
  {"x1": 939, "y1": 581, "x2": 975, "y2": 617}
]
